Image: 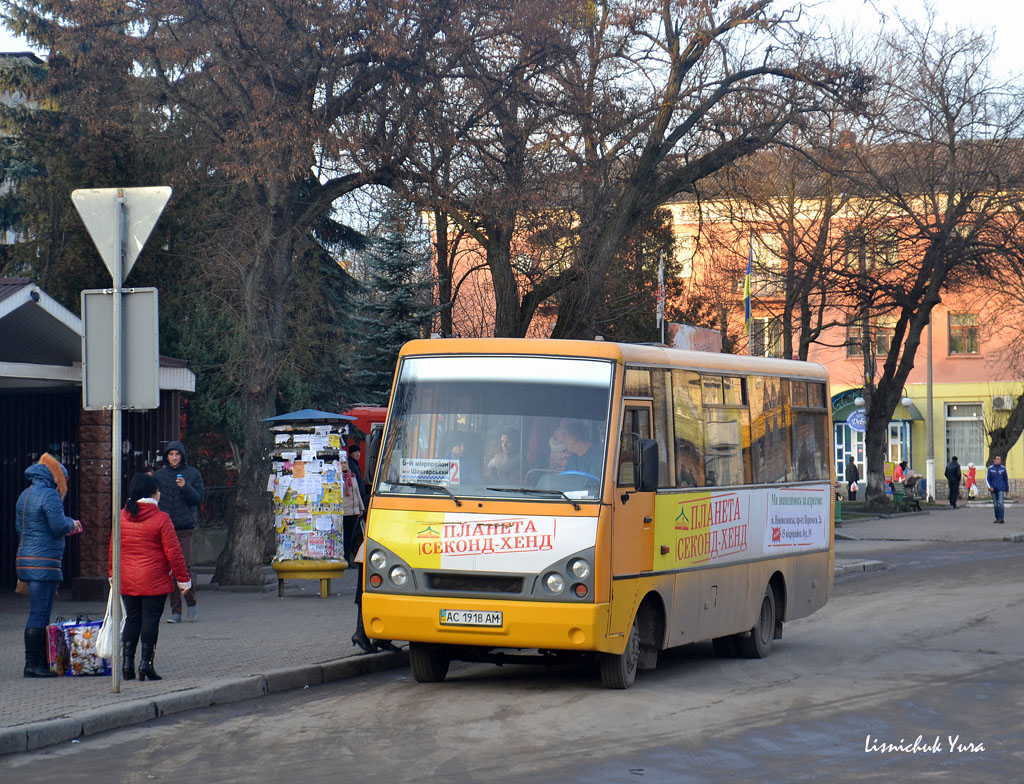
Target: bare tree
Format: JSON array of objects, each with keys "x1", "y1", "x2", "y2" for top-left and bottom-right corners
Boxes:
[
  {"x1": 546, "y1": 0, "x2": 866, "y2": 339},
  {"x1": 3, "y1": 0, "x2": 467, "y2": 583},
  {"x1": 835, "y1": 17, "x2": 1024, "y2": 505}
]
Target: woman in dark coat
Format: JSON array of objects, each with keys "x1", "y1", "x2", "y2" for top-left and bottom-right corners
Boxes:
[
  {"x1": 15, "y1": 453, "x2": 81, "y2": 677},
  {"x1": 845, "y1": 457, "x2": 860, "y2": 501},
  {"x1": 110, "y1": 473, "x2": 191, "y2": 681}
]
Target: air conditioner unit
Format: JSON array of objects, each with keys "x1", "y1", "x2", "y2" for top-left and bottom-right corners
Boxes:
[{"x1": 992, "y1": 395, "x2": 1014, "y2": 411}]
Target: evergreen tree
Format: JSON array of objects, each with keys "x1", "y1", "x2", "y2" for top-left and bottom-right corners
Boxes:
[{"x1": 347, "y1": 197, "x2": 436, "y2": 404}]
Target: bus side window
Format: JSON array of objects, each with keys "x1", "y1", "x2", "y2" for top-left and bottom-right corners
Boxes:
[
  {"x1": 652, "y1": 369, "x2": 674, "y2": 488},
  {"x1": 672, "y1": 369, "x2": 705, "y2": 488}
]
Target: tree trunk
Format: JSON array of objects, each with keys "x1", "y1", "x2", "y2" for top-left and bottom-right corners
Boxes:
[
  {"x1": 988, "y1": 392, "x2": 1024, "y2": 465},
  {"x1": 213, "y1": 228, "x2": 295, "y2": 585},
  {"x1": 486, "y1": 222, "x2": 530, "y2": 338},
  {"x1": 433, "y1": 208, "x2": 454, "y2": 337}
]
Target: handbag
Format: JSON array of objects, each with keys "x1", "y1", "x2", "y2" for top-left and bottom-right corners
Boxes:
[
  {"x1": 46, "y1": 622, "x2": 70, "y2": 675},
  {"x1": 95, "y1": 587, "x2": 126, "y2": 661}
]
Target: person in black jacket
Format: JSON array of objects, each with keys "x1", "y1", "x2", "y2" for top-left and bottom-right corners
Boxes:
[
  {"x1": 944, "y1": 456, "x2": 962, "y2": 508},
  {"x1": 845, "y1": 456, "x2": 860, "y2": 501},
  {"x1": 154, "y1": 441, "x2": 204, "y2": 622}
]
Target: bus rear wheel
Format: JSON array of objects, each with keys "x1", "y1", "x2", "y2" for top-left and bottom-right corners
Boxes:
[
  {"x1": 409, "y1": 643, "x2": 451, "y2": 683},
  {"x1": 599, "y1": 615, "x2": 640, "y2": 689},
  {"x1": 738, "y1": 586, "x2": 776, "y2": 659}
]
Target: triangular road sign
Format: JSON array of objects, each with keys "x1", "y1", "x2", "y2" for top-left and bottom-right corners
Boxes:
[{"x1": 72, "y1": 186, "x2": 172, "y2": 283}]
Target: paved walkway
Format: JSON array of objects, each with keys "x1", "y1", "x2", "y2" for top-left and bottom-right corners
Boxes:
[{"x1": 2, "y1": 502, "x2": 1021, "y2": 756}]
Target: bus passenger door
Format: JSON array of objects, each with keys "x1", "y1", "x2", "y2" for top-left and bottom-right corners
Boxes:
[{"x1": 608, "y1": 402, "x2": 656, "y2": 636}]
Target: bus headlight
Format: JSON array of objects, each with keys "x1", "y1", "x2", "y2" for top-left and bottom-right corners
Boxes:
[
  {"x1": 389, "y1": 565, "x2": 409, "y2": 587},
  {"x1": 569, "y1": 558, "x2": 591, "y2": 580},
  {"x1": 369, "y1": 550, "x2": 388, "y2": 571},
  {"x1": 544, "y1": 572, "x2": 565, "y2": 594}
]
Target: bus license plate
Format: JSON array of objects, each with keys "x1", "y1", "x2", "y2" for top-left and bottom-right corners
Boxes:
[{"x1": 440, "y1": 609, "x2": 503, "y2": 627}]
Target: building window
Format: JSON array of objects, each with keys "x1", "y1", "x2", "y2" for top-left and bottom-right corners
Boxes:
[
  {"x1": 945, "y1": 403, "x2": 984, "y2": 465},
  {"x1": 675, "y1": 234, "x2": 694, "y2": 278},
  {"x1": 844, "y1": 229, "x2": 898, "y2": 269},
  {"x1": 751, "y1": 316, "x2": 784, "y2": 358},
  {"x1": 875, "y1": 316, "x2": 896, "y2": 356},
  {"x1": 948, "y1": 313, "x2": 979, "y2": 355},
  {"x1": 846, "y1": 324, "x2": 864, "y2": 358}
]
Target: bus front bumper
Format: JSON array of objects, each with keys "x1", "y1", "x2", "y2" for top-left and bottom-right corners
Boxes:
[{"x1": 362, "y1": 593, "x2": 615, "y2": 653}]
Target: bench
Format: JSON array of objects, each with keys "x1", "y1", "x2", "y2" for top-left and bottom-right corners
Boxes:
[{"x1": 893, "y1": 479, "x2": 922, "y2": 512}]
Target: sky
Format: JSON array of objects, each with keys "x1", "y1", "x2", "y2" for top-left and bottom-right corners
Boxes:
[{"x1": 0, "y1": 0, "x2": 1021, "y2": 75}]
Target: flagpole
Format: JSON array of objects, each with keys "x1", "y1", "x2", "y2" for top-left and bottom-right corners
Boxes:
[
  {"x1": 744, "y1": 232, "x2": 753, "y2": 355},
  {"x1": 657, "y1": 249, "x2": 665, "y2": 344}
]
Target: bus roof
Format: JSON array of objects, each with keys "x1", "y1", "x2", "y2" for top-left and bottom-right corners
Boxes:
[{"x1": 397, "y1": 338, "x2": 828, "y2": 381}]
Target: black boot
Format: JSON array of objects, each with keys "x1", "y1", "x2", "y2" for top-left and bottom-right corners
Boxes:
[
  {"x1": 351, "y1": 607, "x2": 374, "y2": 653},
  {"x1": 122, "y1": 640, "x2": 137, "y2": 680},
  {"x1": 24, "y1": 627, "x2": 56, "y2": 678},
  {"x1": 138, "y1": 643, "x2": 161, "y2": 681}
]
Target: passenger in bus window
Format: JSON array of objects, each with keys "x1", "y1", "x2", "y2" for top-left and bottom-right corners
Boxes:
[
  {"x1": 487, "y1": 430, "x2": 520, "y2": 484},
  {"x1": 675, "y1": 439, "x2": 700, "y2": 487},
  {"x1": 446, "y1": 432, "x2": 483, "y2": 485},
  {"x1": 548, "y1": 421, "x2": 571, "y2": 471},
  {"x1": 563, "y1": 420, "x2": 602, "y2": 477}
]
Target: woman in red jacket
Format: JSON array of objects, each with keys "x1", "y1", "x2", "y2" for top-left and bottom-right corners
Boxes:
[{"x1": 110, "y1": 473, "x2": 191, "y2": 681}]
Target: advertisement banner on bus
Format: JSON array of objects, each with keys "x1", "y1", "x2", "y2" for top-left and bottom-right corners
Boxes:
[
  {"x1": 654, "y1": 484, "x2": 829, "y2": 570},
  {"x1": 370, "y1": 509, "x2": 598, "y2": 573}
]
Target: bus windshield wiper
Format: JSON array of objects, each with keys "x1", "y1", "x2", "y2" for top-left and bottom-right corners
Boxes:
[
  {"x1": 388, "y1": 481, "x2": 462, "y2": 506},
  {"x1": 487, "y1": 486, "x2": 581, "y2": 511}
]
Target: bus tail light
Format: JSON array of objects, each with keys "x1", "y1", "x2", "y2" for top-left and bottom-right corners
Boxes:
[
  {"x1": 369, "y1": 573, "x2": 383, "y2": 588},
  {"x1": 573, "y1": 583, "x2": 589, "y2": 598}
]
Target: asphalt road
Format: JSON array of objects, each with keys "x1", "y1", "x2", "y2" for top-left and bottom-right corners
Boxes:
[{"x1": 4, "y1": 540, "x2": 1022, "y2": 783}]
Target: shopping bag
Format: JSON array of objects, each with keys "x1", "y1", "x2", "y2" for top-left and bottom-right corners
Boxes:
[
  {"x1": 968, "y1": 484, "x2": 978, "y2": 499},
  {"x1": 61, "y1": 619, "x2": 111, "y2": 676},
  {"x1": 850, "y1": 482, "x2": 858, "y2": 493},
  {"x1": 95, "y1": 588, "x2": 126, "y2": 661},
  {"x1": 46, "y1": 622, "x2": 70, "y2": 676}
]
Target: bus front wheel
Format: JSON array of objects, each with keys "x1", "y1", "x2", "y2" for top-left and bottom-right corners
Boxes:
[
  {"x1": 738, "y1": 586, "x2": 776, "y2": 659},
  {"x1": 409, "y1": 643, "x2": 451, "y2": 683},
  {"x1": 599, "y1": 615, "x2": 640, "y2": 689}
]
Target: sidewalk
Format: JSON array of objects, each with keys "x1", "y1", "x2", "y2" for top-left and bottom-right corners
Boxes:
[
  {"x1": 0, "y1": 567, "x2": 405, "y2": 755},
  {"x1": 2, "y1": 504, "x2": 1021, "y2": 756}
]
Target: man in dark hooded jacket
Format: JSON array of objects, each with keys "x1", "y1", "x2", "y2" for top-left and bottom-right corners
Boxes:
[{"x1": 155, "y1": 440, "x2": 204, "y2": 622}]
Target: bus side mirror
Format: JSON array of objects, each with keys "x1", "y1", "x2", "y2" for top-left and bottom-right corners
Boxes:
[
  {"x1": 367, "y1": 423, "x2": 384, "y2": 487},
  {"x1": 634, "y1": 438, "x2": 659, "y2": 492}
]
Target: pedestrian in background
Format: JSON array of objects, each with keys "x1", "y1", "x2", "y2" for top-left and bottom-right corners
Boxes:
[
  {"x1": 986, "y1": 455, "x2": 1009, "y2": 524},
  {"x1": 341, "y1": 461, "x2": 365, "y2": 565},
  {"x1": 945, "y1": 456, "x2": 962, "y2": 508},
  {"x1": 347, "y1": 443, "x2": 369, "y2": 509},
  {"x1": 15, "y1": 453, "x2": 81, "y2": 678},
  {"x1": 112, "y1": 473, "x2": 192, "y2": 681},
  {"x1": 845, "y1": 456, "x2": 860, "y2": 501},
  {"x1": 155, "y1": 441, "x2": 204, "y2": 622}
]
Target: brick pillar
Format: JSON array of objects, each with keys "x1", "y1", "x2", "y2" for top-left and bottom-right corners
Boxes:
[{"x1": 74, "y1": 410, "x2": 113, "y2": 599}]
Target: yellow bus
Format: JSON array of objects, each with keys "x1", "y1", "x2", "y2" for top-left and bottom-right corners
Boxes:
[{"x1": 361, "y1": 338, "x2": 834, "y2": 688}]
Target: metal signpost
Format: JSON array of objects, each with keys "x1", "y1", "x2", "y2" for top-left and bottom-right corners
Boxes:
[{"x1": 73, "y1": 186, "x2": 171, "y2": 692}]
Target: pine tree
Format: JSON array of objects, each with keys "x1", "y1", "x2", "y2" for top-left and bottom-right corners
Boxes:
[{"x1": 347, "y1": 197, "x2": 436, "y2": 404}]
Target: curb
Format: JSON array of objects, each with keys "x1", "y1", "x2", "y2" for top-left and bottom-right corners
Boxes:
[
  {"x1": 0, "y1": 649, "x2": 408, "y2": 757},
  {"x1": 1004, "y1": 533, "x2": 1024, "y2": 543},
  {"x1": 833, "y1": 560, "x2": 885, "y2": 576}
]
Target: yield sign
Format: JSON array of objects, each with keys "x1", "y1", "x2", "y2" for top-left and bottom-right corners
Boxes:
[{"x1": 72, "y1": 186, "x2": 172, "y2": 283}]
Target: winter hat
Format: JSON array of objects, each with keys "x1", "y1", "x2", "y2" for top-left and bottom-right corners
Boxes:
[{"x1": 38, "y1": 453, "x2": 68, "y2": 499}]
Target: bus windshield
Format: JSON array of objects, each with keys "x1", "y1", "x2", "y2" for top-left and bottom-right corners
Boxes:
[{"x1": 376, "y1": 355, "x2": 615, "y2": 501}]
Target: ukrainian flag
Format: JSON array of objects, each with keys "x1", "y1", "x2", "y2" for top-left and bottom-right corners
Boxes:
[{"x1": 743, "y1": 238, "x2": 752, "y2": 335}]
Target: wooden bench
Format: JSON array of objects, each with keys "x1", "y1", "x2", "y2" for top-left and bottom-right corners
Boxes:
[{"x1": 893, "y1": 479, "x2": 922, "y2": 512}]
